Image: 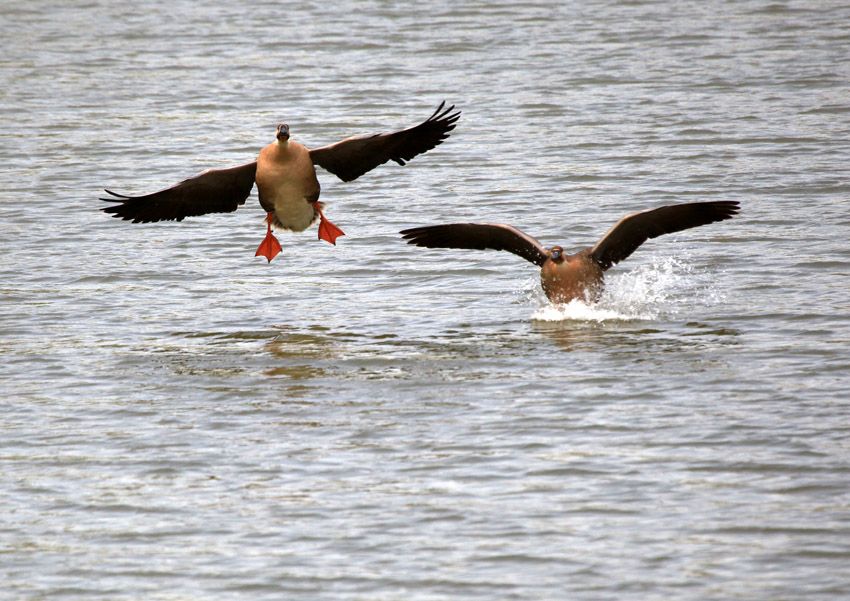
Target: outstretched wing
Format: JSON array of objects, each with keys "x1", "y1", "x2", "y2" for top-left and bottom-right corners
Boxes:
[
  {"x1": 400, "y1": 223, "x2": 548, "y2": 267},
  {"x1": 101, "y1": 161, "x2": 258, "y2": 223},
  {"x1": 309, "y1": 101, "x2": 460, "y2": 182},
  {"x1": 590, "y1": 201, "x2": 740, "y2": 271}
]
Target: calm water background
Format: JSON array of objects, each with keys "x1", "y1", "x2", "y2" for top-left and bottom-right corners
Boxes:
[{"x1": 2, "y1": 1, "x2": 850, "y2": 599}]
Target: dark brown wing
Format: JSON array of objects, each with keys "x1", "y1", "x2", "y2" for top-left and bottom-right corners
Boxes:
[
  {"x1": 101, "y1": 161, "x2": 257, "y2": 223},
  {"x1": 309, "y1": 101, "x2": 460, "y2": 182},
  {"x1": 400, "y1": 223, "x2": 548, "y2": 267},
  {"x1": 590, "y1": 201, "x2": 740, "y2": 271}
]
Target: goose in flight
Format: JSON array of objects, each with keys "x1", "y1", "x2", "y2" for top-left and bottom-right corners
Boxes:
[
  {"x1": 401, "y1": 201, "x2": 740, "y2": 304},
  {"x1": 102, "y1": 102, "x2": 461, "y2": 262}
]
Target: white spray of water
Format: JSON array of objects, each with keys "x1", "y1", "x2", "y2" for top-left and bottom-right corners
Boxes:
[{"x1": 529, "y1": 254, "x2": 725, "y2": 322}]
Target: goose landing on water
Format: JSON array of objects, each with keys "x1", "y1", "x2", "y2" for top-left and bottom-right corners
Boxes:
[
  {"x1": 102, "y1": 102, "x2": 460, "y2": 262},
  {"x1": 401, "y1": 201, "x2": 740, "y2": 304}
]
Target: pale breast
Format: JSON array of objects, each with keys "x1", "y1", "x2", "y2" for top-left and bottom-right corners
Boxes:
[{"x1": 256, "y1": 141, "x2": 321, "y2": 232}]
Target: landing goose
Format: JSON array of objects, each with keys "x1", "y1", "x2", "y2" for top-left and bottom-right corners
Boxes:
[{"x1": 401, "y1": 201, "x2": 740, "y2": 303}]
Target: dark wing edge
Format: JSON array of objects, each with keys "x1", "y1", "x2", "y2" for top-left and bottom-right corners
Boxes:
[
  {"x1": 100, "y1": 161, "x2": 258, "y2": 223},
  {"x1": 309, "y1": 101, "x2": 461, "y2": 182},
  {"x1": 590, "y1": 200, "x2": 741, "y2": 271},
  {"x1": 400, "y1": 223, "x2": 548, "y2": 267}
]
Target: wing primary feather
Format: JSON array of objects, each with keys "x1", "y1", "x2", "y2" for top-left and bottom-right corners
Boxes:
[
  {"x1": 101, "y1": 189, "x2": 133, "y2": 200},
  {"x1": 309, "y1": 102, "x2": 461, "y2": 182},
  {"x1": 99, "y1": 161, "x2": 257, "y2": 223},
  {"x1": 590, "y1": 200, "x2": 740, "y2": 271},
  {"x1": 426, "y1": 100, "x2": 447, "y2": 121},
  {"x1": 400, "y1": 223, "x2": 548, "y2": 267}
]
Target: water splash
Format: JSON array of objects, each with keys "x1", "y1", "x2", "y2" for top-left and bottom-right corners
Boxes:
[{"x1": 530, "y1": 255, "x2": 724, "y2": 322}]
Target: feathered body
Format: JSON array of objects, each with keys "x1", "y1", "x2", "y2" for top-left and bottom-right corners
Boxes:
[
  {"x1": 255, "y1": 138, "x2": 321, "y2": 232},
  {"x1": 540, "y1": 249, "x2": 605, "y2": 303}
]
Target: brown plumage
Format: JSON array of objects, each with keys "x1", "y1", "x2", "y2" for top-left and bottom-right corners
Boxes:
[
  {"x1": 401, "y1": 201, "x2": 740, "y2": 303},
  {"x1": 101, "y1": 102, "x2": 460, "y2": 261}
]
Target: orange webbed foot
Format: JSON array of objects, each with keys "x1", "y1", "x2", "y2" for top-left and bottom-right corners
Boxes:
[
  {"x1": 316, "y1": 207, "x2": 345, "y2": 246},
  {"x1": 255, "y1": 212, "x2": 282, "y2": 262}
]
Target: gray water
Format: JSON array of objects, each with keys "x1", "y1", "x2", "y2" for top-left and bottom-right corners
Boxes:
[{"x1": 2, "y1": 1, "x2": 850, "y2": 599}]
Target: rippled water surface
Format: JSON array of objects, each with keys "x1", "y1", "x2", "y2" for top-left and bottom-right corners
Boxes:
[{"x1": 2, "y1": 1, "x2": 850, "y2": 599}]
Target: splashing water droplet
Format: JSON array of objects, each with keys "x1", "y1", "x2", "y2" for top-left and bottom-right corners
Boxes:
[{"x1": 530, "y1": 254, "x2": 725, "y2": 322}]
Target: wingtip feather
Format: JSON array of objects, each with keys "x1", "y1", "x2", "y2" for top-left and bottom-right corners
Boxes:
[
  {"x1": 427, "y1": 100, "x2": 447, "y2": 121},
  {"x1": 427, "y1": 101, "x2": 461, "y2": 126},
  {"x1": 102, "y1": 189, "x2": 133, "y2": 199}
]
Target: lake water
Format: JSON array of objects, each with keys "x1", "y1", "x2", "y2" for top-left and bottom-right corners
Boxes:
[{"x1": 2, "y1": 1, "x2": 850, "y2": 599}]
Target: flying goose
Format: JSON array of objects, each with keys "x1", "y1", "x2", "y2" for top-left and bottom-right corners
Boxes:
[{"x1": 102, "y1": 102, "x2": 460, "y2": 262}]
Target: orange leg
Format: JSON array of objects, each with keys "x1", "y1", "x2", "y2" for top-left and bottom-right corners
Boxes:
[
  {"x1": 315, "y1": 205, "x2": 345, "y2": 245},
  {"x1": 255, "y1": 212, "x2": 282, "y2": 262}
]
